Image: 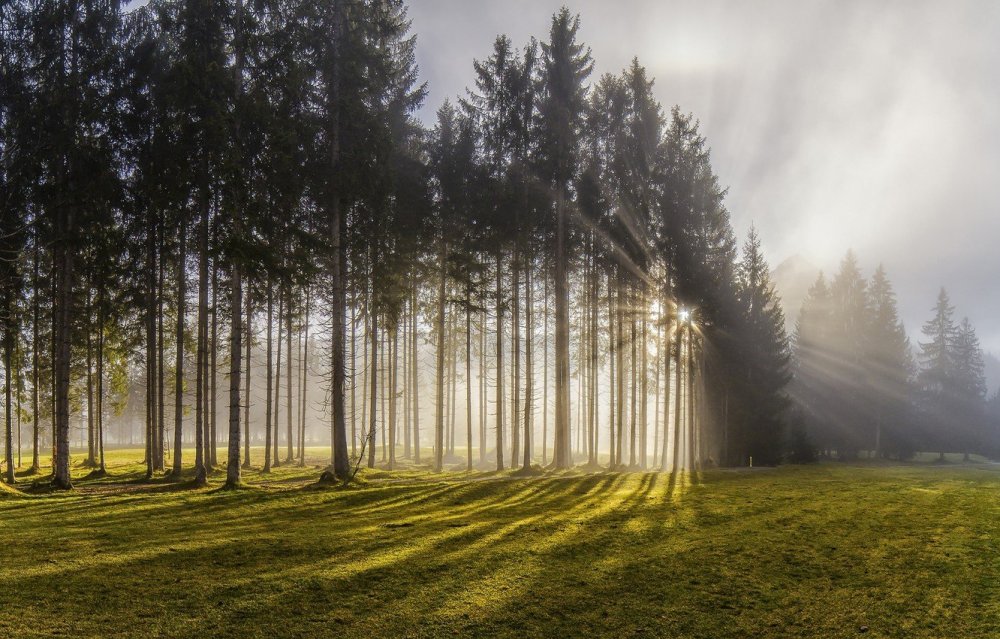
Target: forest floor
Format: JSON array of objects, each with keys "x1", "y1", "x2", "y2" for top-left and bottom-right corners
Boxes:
[{"x1": 3, "y1": 449, "x2": 1000, "y2": 638}]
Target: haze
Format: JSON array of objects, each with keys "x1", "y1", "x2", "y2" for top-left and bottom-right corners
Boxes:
[{"x1": 409, "y1": 0, "x2": 1000, "y2": 352}]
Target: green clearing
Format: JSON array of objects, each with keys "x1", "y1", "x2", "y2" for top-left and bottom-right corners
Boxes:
[{"x1": 3, "y1": 451, "x2": 1000, "y2": 638}]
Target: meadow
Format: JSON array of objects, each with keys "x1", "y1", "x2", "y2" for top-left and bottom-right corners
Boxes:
[{"x1": 3, "y1": 450, "x2": 1000, "y2": 638}]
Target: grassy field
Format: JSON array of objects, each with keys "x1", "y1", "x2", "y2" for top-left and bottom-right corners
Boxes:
[{"x1": 3, "y1": 450, "x2": 1000, "y2": 638}]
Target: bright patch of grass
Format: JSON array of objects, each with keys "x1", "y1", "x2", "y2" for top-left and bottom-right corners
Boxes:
[{"x1": 3, "y1": 454, "x2": 1000, "y2": 638}]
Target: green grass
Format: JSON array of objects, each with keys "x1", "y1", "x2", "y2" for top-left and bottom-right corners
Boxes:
[{"x1": 3, "y1": 451, "x2": 1000, "y2": 638}]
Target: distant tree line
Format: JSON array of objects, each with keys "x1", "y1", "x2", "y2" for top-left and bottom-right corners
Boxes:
[
  {"x1": 792, "y1": 251, "x2": 997, "y2": 461},
  {"x1": 0, "y1": 1, "x2": 793, "y2": 489}
]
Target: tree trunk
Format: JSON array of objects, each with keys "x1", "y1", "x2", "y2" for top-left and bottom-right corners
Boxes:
[
  {"x1": 156, "y1": 218, "x2": 165, "y2": 471},
  {"x1": 4, "y1": 321, "x2": 14, "y2": 484},
  {"x1": 608, "y1": 270, "x2": 616, "y2": 469},
  {"x1": 523, "y1": 260, "x2": 533, "y2": 470},
  {"x1": 543, "y1": 271, "x2": 548, "y2": 465},
  {"x1": 273, "y1": 289, "x2": 283, "y2": 468},
  {"x1": 434, "y1": 245, "x2": 447, "y2": 472},
  {"x1": 225, "y1": 259, "x2": 243, "y2": 489},
  {"x1": 466, "y1": 285, "x2": 473, "y2": 471},
  {"x1": 286, "y1": 290, "x2": 294, "y2": 463},
  {"x1": 512, "y1": 255, "x2": 520, "y2": 469},
  {"x1": 97, "y1": 294, "x2": 106, "y2": 472},
  {"x1": 327, "y1": 0, "x2": 351, "y2": 481},
  {"x1": 243, "y1": 290, "x2": 252, "y2": 468},
  {"x1": 389, "y1": 324, "x2": 398, "y2": 469},
  {"x1": 495, "y1": 252, "x2": 505, "y2": 471},
  {"x1": 672, "y1": 321, "x2": 683, "y2": 472},
  {"x1": 553, "y1": 190, "x2": 571, "y2": 468},
  {"x1": 209, "y1": 263, "x2": 219, "y2": 468},
  {"x1": 411, "y1": 287, "x2": 420, "y2": 464},
  {"x1": 194, "y1": 169, "x2": 210, "y2": 485},
  {"x1": 30, "y1": 238, "x2": 40, "y2": 473},
  {"x1": 86, "y1": 286, "x2": 95, "y2": 467},
  {"x1": 171, "y1": 215, "x2": 187, "y2": 477},
  {"x1": 263, "y1": 279, "x2": 273, "y2": 473},
  {"x1": 368, "y1": 314, "x2": 378, "y2": 469},
  {"x1": 629, "y1": 291, "x2": 637, "y2": 467},
  {"x1": 299, "y1": 289, "x2": 310, "y2": 466}
]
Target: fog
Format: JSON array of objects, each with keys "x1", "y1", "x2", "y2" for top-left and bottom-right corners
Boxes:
[{"x1": 408, "y1": 0, "x2": 1000, "y2": 353}]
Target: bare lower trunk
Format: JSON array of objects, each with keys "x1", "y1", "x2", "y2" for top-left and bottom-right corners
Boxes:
[
  {"x1": 434, "y1": 248, "x2": 446, "y2": 472},
  {"x1": 172, "y1": 215, "x2": 187, "y2": 476},
  {"x1": 243, "y1": 291, "x2": 252, "y2": 468},
  {"x1": 264, "y1": 280, "x2": 273, "y2": 473},
  {"x1": 495, "y1": 253, "x2": 505, "y2": 471},
  {"x1": 523, "y1": 261, "x2": 533, "y2": 470},
  {"x1": 225, "y1": 263, "x2": 243, "y2": 489},
  {"x1": 553, "y1": 191, "x2": 570, "y2": 468},
  {"x1": 368, "y1": 315, "x2": 378, "y2": 469},
  {"x1": 466, "y1": 286, "x2": 473, "y2": 471}
]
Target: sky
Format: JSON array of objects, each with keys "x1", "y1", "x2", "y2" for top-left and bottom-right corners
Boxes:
[{"x1": 406, "y1": 0, "x2": 1000, "y2": 355}]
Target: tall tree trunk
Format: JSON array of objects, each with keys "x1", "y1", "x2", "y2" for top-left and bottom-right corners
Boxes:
[
  {"x1": 171, "y1": 215, "x2": 187, "y2": 477},
  {"x1": 653, "y1": 314, "x2": 662, "y2": 467},
  {"x1": 156, "y1": 218, "x2": 165, "y2": 471},
  {"x1": 466, "y1": 285, "x2": 473, "y2": 471},
  {"x1": 326, "y1": 0, "x2": 350, "y2": 481},
  {"x1": 543, "y1": 271, "x2": 548, "y2": 465},
  {"x1": 434, "y1": 245, "x2": 446, "y2": 472},
  {"x1": 273, "y1": 290, "x2": 283, "y2": 468},
  {"x1": 479, "y1": 307, "x2": 486, "y2": 465},
  {"x1": 358, "y1": 289, "x2": 367, "y2": 459},
  {"x1": 225, "y1": 259, "x2": 243, "y2": 488},
  {"x1": 672, "y1": 320, "x2": 683, "y2": 472},
  {"x1": 368, "y1": 314, "x2": 378, "y2": 469},
  {"x1": 448, "y1": 302, "x2": 458, "y2": 457},
  {"x1": 243, "y1": 290, "x2": 252, "y2": 468},
  {"x1": 86, "y1": 286, "x2": 95, "y2": 467},
  {"x1": 590, "y1": 250, "x2": 600, "y2": 466},
  {"x1": 97, "y1": 293, "x2": 106, "y2": 473},
  {"x1": 4, "y1": 320, "x2": 14, "y2": 484},
  {"x1": 286, "y1": 291, "x2": 294, "y2": 462},
  {"x1": 608, "y1": 270, "x2": 616, "y2": 469},
  {"x1": 30, "y1": 238, "x2": 40, "y2": 473},
  {"x1": 389, "y1": 324, "x2": 398, "y2": 469},
  {"x1": 687, "y1": 328, "x2": 696, "y2": 472},
  {"x1": 640, "y1": 308, "x2": 648, "y2": 469},
  {"x1": 194, "y1": 168, "x2": 210, "y2": 486},
  {"x1": 209, "y1": 263, "x2": 219, "y2": 468},
  {"x1": 495, "y1": 253, "x2": 505, "y2": 471},
  {"x1": 630, "y1": 292, "x2": 637, "y2": 467},
  {"x1": 553, "y1": 190, "x2": 570, "y2": 468},
  {"x1": 52, "y1": 204, "x2": 73, "y2": 489},
  {"x1": 523, "y1": 260, "x2": 533, "y2": 470},
  {"x1": 263, "y1": 279, "x2": 273, "y2": 473},
  {"x1": 411, "y1": 286, "x2": 420, "y2": 464},
  {"x1": 512, "y1": 255, "x2": 520, "y2": 468},
  {"x1": 299, "y1": 289, "x2": 310, "y2": 466},
  {"x1": 403, "y1": 292, "x2": 411, "y2": 460}
]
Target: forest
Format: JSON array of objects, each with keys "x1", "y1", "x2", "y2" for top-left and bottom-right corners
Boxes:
[
  {"x1": 1, "y1": 0, "x2": 999, "y2": 491},
  {"x1": 0, "y1": 0, "x2": 798, "y2": 489}
]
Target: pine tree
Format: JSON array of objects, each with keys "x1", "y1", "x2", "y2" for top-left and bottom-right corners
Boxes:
[
  {"x1": 918, "y1": 288, "x2": 957, "y2": 456},
  {"x1": 733, "y1": 227, "x2": 790, "y2": 465},
  {"x1": 537, "y1": 8, "x2": 593, "y2": 468},
  {"x1": 864, "y1": 265, "x2": 912, "y2": 458}
]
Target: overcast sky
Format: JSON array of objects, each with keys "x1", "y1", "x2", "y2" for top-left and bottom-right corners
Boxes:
[{"x1": 407, "y1": 0, "x2": 1000, "y2": 355}]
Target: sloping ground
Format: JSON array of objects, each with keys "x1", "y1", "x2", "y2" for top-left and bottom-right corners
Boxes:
[{"x1": 3, "y1": 462, "x2": 1000, "y2": 638}]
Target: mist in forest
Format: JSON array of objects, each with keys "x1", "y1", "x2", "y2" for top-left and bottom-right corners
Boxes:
[{"x1": 409, "y1": 0, "x2": 1000, "y2": 355}]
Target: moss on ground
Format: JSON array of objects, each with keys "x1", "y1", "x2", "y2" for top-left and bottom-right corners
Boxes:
[{"x1": 3, "y1": 449, "x2": 1000, "y2": 638}]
